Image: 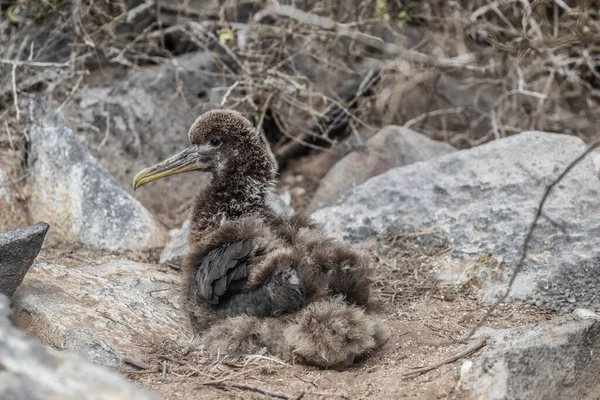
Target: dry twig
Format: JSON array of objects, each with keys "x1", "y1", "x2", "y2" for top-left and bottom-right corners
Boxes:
[
  {"x1": 403, "y1": 335, "x2": 490, "y2": 378},
  {"x1": 201, "y1": 381, "x2": 301, "y2": 400},
  {"x1": 257, "y1": 1, "x2": 478, "y2": 70}
]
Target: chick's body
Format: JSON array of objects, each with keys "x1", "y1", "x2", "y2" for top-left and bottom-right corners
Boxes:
[{"x1": 134, "y1": 110, "x2": 388, "y2": 367}]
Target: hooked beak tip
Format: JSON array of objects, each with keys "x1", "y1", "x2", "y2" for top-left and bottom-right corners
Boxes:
[{"x1": 132, "y1": 168, "x2": 150, "y2": 191}]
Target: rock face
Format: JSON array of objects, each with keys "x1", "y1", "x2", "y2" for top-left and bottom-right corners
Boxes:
[
  {"x1": 308, "y1": 126, "x2": 455, "y2": 212},
  {"x1": 0, "y1": 222, "x2": 49, "y2": 296},
  {"x1": 12, "y1": 261, "x2": 187, "y2": 369},
  {"x1": 160, "y1": 192, "x2": 294, "y2": 266},
  {"x1": 463, "y1": 313, "x2": 600, "y2": 399},
  {"x1": 64, "y1": 52, "x2": 218, "y2": 222},
  {"x1": 592, "y1": 149, "x2": 600, "y2": 177},
  {"x1": 159, "y1": 219, "x2": 191, "y2": 266},
  {"x1": 77, "y1": 259, "x2": 182, "y2": 301},
  {"x1": 0, "y1": 294, "x2": 159, "y2": 399},
  {"x1": 28, "y1": 97, "x2": 168, "y2": 251},
  {"x1": 312, "y1": 132, "x2": 600, "y2": 311}
]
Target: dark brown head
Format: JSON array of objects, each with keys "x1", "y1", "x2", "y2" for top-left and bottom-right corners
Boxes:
[{"x1": 133, "y1": 110, "x2": 275, "y2": 190}]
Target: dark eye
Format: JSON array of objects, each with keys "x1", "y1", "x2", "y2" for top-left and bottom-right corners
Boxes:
[{"x1": 210, "y1": 138, "x2": 221, "y2": 147}]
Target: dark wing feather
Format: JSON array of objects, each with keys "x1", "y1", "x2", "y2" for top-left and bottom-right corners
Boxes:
[
  {"x1": 196, "y1": 240, "x2": 252, "y2": 305},
  {"x1": 227, "y1": 263, "x2": 247, "y2": 284},
  {"x1": 213, "y1": 274, "x2": 228, "y2": 297}
]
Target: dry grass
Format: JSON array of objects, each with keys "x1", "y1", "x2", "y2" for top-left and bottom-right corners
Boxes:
[
  {"x1": 367, "y1": 225, "x2": 453, "y2": 305},
  {"x1": 373, "y1": 0, "x2": 600, "y2": 148},
  {"x1": 3, "y1": 0, "x2": 599, "y2": 166}
]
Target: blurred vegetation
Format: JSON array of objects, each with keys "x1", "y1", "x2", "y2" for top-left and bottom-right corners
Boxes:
[{"x1": 1, "y1": 0, "x2": 600, "y2": 164}]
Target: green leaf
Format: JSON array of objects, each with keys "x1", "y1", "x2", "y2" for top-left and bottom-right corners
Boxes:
[
  {"x1": 218, "y1": 28, "x2": 236, "y2": 48},
  {"x1": 7, "y1": 5, "x2": 20, "y2": 25}
]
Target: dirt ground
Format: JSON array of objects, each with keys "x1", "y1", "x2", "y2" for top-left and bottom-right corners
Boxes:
[
  {"x1": 129, "y1": 300, "x2": 551, "y2": 400},
  {"x1": 119, "y1": 227, "x2": 555, "y2": 400}
]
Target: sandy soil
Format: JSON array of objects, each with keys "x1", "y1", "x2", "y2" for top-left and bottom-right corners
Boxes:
[{"x1": 129, "y1": 299, "x2": 551, "y2": 400}]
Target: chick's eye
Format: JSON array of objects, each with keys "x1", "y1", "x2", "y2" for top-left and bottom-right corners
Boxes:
[{"x1": 210, "y1": 138, "x2": 221, "y2": 147}]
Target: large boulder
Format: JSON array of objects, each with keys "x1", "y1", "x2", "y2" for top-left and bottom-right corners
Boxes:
[
  {"x1": 0, "y1": 222, "x2": 49, "y2": 296},
  {"x1": 12, "y1": 261, "x2": 188, "y2": 368},
  {"x1": 463, "y1": 311, "x2": 600, "y2": 399},
  {"x1": 307, "y1": 126, "x2": 455, "y2": 212},
  {"x1": 64, "y1": 52, "x2": 218, "y2": 223},
  {"x1": 0, "y1": 294, "x2": 159, "y2": 399},
  {"x1": 312, "y1": 132, "x2": 600, "y2": 311},
  {"x1": 28, "y1": 97, "x2": 168, "y2": 251}
]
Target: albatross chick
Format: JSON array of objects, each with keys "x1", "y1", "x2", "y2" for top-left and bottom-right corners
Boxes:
[{"x1": 133, "y1": 110, "x2": 388, "y2": 367}]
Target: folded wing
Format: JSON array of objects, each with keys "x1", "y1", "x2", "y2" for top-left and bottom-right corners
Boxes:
[{"x1": 195, "y1": 239, "x2": 253, "y2": 305}]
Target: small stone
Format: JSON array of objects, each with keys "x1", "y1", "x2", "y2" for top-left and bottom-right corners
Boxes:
[
  {"x1": 0, "y1": 222, "x2": 49, "y2": 296},
  {"x1": 573, "y1": 308, "x2": 599, "y2": 320},
  {"x1": 290, "y1": 187, "x2": 306, "y2": 197},
  {"x1": 459, "y1": 359, "x2": 473, "y2": 380}
]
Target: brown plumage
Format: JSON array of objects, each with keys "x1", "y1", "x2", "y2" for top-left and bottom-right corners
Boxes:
[{"x1": 133, "y1": 109, "x2": 388, "y2": 367}]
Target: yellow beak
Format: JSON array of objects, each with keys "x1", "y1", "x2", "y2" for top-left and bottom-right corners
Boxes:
[{"x1": 132, "y1": 146, "x2": 202, "y2": 190}]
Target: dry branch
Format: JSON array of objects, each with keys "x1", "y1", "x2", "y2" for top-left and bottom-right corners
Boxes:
[
  {"x1": 0, "y1": 59, "x2": 72, "y2": 68},
  {"x1": 201, "y1": 381, "x2": 301, "y2": 399},
  {"x1": 256, "y1": 1, "x2": 479, "y2": 70},
  {"x1": 10, "y1": 63, "x2": 19, "y2": 121},
  {"x1": 403, "y1": 335, "x2": 490, "y2": 378}
]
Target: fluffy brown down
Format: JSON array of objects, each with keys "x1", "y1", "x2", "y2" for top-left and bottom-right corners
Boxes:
[
  {"x1": 177, "y1": 110, "x2": 388, "y2": 367},
  {"x1": 199, "y1": 297, "x2": 390, "y2": 368}
]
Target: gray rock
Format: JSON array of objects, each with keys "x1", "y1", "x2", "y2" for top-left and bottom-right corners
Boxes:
[
  {"x1": 308, "y1": 126, "x2": 455, "y2": 212},
  {"x1": 463, "y1": 315, "x2": 599, "y2": 400},
  {"x1": 159, "y1": 219, "x2": 190, "y2": 266},
  {"x1": 0, "y1": 222, "x2": 49, "y2": 296},
  {"x1": 78, "y1": 259, "x2": 182, "y2": 301},
  {"x1": 312, "y1": 132, "x2": 600, "y2": 311},
  {"x1": 572, "y1": 308, "x2": 600, "y2": 320},
  {"x1": 12, "y1": 261, "x2": 187, "y2": 368},
  {"x1": 64, "y1": 52, "x2": 218, "y2": 220},
  {"x1": 0, "y1": 294, "x2": 159, "y2": 399},
  {"x1": 267, "y1": 191, "x2": 294, "y2": 217},
  {"x1": 592, "y1": 149, "x2": 600, "y2": 177},
  {"x1": 28, "y1": 96, "x2": 168, "y2": 251},
  {"x1": 159, "y1": 192, "x2": 294, "y2": 266}
]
